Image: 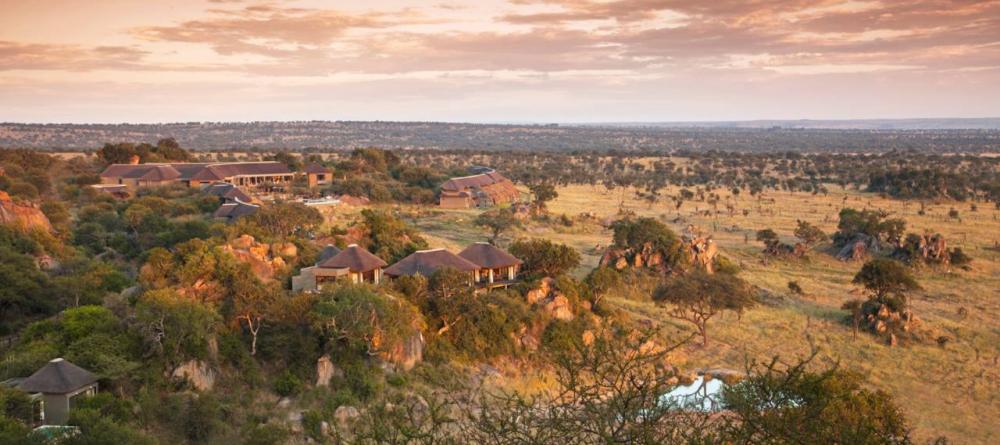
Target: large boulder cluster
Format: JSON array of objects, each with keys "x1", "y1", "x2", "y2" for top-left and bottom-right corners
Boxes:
[
  {"x1": 222, "y1": 234, "x2": 298, "y2": 280},
  {"x1": 598, "y1": 237, "x2": 717, "y2": 274},
  {"x1": 857, "y1": 302, "x2": 923, "y2": 346},
  {"x1": 526, "y1": 277, "x2": 574, "y2": 321}
]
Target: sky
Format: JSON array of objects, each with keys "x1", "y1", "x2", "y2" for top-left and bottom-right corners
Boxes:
[{"x1": 1, "y1": 0, "x2": 999, "y2": 123}]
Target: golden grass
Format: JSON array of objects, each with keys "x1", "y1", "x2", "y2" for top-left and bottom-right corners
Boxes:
[
  {"x1": 544, "y1": 184, "x2": 1000, "y2": 444},
  {"x1": 331, "y1": 184, "x2": 999, "y2": 443}
]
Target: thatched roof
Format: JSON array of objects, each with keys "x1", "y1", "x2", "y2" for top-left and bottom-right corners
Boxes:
[
  {"x1": 212, "y1": 201, "x2": 259, "y2": 220},
  {"x1": 384, "y1": 248, "x2": 479, "y2": 277},
  {"x1": 18, "y1": 358, "x2": 97, "y2": 394},
  {"x1": 458, "y1": 242, "x2": 523, "y2": 269},
  {"x1": 318, "y1": 244, "x2": 387, "y2": 272},
  {"x1": 316, "y1": 244, "x2": 342, "y2": 265}
]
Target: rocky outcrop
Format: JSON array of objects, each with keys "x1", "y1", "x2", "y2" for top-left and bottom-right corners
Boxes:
[
  {"x1": 0, "y1": 191, "x2": 52, "y2": 232},
  {"x1": 333, "y1": 406, "x2": 360, "y2": 429},
  {"x1": 222, "y1": 234, "x2": 295, "y2": 280},
  {"x1": 380, "y1": 332, "x2": 425, "y2": 371},
  {"x1": 315, "y1": 355, "x2": 343, "y2": 387},
  {"x1": 171, "y1": 360, "x2": 215, "y2": 391},
  {"x1": 762, "y1": 241, "x2": 807, "y2": 259},
  {"x1": 853, "y1": 301, "x2": 923, "y2": 346},
  {"x1": 599, "y1": 237, "x2": 718, "y2": 274},
  {"x1": 689, "y1": 237, "x2": 718, "y2": 273},
  {"x1": 526, "y1": 277, "x2": 574, "y2": 321},
  {"x1": 836, "y1": 234, "x2": 879, "y2": 262},
  {"x1": 895, "y1": 233, "x2": 950, "y2": 265}
]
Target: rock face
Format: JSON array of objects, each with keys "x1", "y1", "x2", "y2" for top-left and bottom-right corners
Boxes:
[
  {"x1": 172, "y1": 360, "x2": 215, "y2": 391},
  {"x1": 381, "y1": 332, "x2": 425, "y2": 371},
  {"x1": 689, "y1": 237, "x2": 718, "y2": 273},
  {"x1": 315, "y1": 355, "x2": 344, "y2": 387},
  {"x1": 0, "y1": 191, "x2": 52, "y2": 232},
  {"x1": 222, "y1": 234, "x2": 295, "y2": 280},
  {"x1": 333, "y1": 406, "x2": 360, "y2": 429}
]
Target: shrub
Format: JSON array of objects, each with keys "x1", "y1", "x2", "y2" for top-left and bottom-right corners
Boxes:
[
  {"x1": 273, "y1": 370, "x2": 303, "y2": 397},
  {"x1": 508, "y1": 239, "x2": 581, "y2": 278},
  {"x1": 788, "y1": 281, "x2": 804, "y2": 295}
]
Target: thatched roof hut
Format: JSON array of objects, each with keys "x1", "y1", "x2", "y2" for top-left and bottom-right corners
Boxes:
[
  {"x1": 19, "y1": 358, "x2": 97, "y2": 395},
  {"x1": 384, "y1": 249, "x2": 479, "y2": 277},
  {"x1": 318, "y1": 244, "x2": 387, "y2": 273},
  {"x1": 458, "y1": 242, "x2": 523, "y2": 269}
]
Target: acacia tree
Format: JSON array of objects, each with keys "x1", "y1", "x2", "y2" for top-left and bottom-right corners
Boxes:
[
  {"x1": 242, "y1": 201, "x2": 322, "y2": 238},
  {"x1": 508, "y1": 238, "x2": 581, "y2": 278},
  {"x1": 474, "y1": 208, "x2": 520, "y2": 245},
  {"x1": 528, "y1": 183, "x2": 558, "y2": 213},
  {"x1": 852, "y1": 258, "x2": 920, "y2": 308},
  {"x1": 793, "y1": 219, "x2": 827, "y2": 248},
  {"x1": 653, "y1": 271, "x2": 756, "y2": 346},
  {"x1": 227, "y1": 267, "x2": 280, "y2": 356},
  {"x1": 312, "y1": 285, "x2": 422, "y2": 357}
]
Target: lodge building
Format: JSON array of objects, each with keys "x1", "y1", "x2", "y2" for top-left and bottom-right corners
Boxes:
[
  {"x1": 292, "y1": 242, "x2": 522, "y2": 292},
  {"x1": 439, "y1": 171, "x2": 520, "y2": 209},
  {"x1": 100, "y1": 161, "x2": 296, "y2": 189}
]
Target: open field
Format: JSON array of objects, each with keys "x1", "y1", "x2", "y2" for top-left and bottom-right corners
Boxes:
[{"x1": 400, "y1": 184, "x2": 1000, "y2": 444}]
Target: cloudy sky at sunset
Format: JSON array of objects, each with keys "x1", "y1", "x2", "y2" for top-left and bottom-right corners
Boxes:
[{"x1": 1, "y1": 0, "x2": 998, "y2": 123}]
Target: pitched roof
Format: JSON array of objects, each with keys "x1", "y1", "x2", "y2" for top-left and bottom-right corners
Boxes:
[
  {"x1": 304, "y1": 163, "x2": 332, "y2": 174},
  {"x1": 384, "y1": 248, "x2": 479, "y2": 277},
  {"x1": 203, "y1": 183, "x2": 252, "y2": 202},
  {"x1": 189, "y1": 162, "x2": 292, "y2": 181},
  {"x1": 316, "y1": 244, "x2": 342, "y2": 265},
  {"x1": 458, "y1": 242, "x2": 523, "y2": 269},
  {"x1": 318, "y1": 244, "x2": 387, "y2": 272},
  {"x1": 101, "y1": 162, "x2": 292, "y2": 182},
  {"x1": 138, "y1": 165, "x2": 181, "y2": 181},
  {"x1": 440, "y1": 171, "x2": 512, "y2": 192},
  {"x1": 18, "y1": 358, "x2": 98, "y2": 394},
  {"x1": 212, "y1": 201, "x2": 259, "y2": 220}
]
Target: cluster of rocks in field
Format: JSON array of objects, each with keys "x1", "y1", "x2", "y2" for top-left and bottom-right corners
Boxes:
[
  {"x1": 853, "y1": 301, "x2": 924, "y2": 347},
  {"x1": 598, "y1": 236, "x2": 719, "y2": 274}
]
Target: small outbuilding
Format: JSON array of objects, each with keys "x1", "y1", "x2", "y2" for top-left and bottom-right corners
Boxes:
[
  {"x1": 384, "y1": 248, "x2": 479, "y2": 279},
  {"x1": 18, "y1": 358, "x2": 98, "y2": 426},
  {"x1": 458, "y1": 242, "x2": 522, "y2": 288},
  {"x1": 304, "y1": 164, "x2": 333, "y2": 188}
]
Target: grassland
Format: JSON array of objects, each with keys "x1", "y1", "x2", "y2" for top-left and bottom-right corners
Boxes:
[{"x1": 395, "y1": 184, "x2": 1000, "y2": 444}]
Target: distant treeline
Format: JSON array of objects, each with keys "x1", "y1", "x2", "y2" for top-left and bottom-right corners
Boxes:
[{"x1": 2, "y1": 121, "x2": 1000, "y2": 153}]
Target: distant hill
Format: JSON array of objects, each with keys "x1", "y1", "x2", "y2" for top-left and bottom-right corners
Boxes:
[
  {"x1": 596, "y1": 118, "x2": 1000, "y2": 130},
  {"x1": 1, "y1": 120, "x2": 998, "y2": 153}
]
